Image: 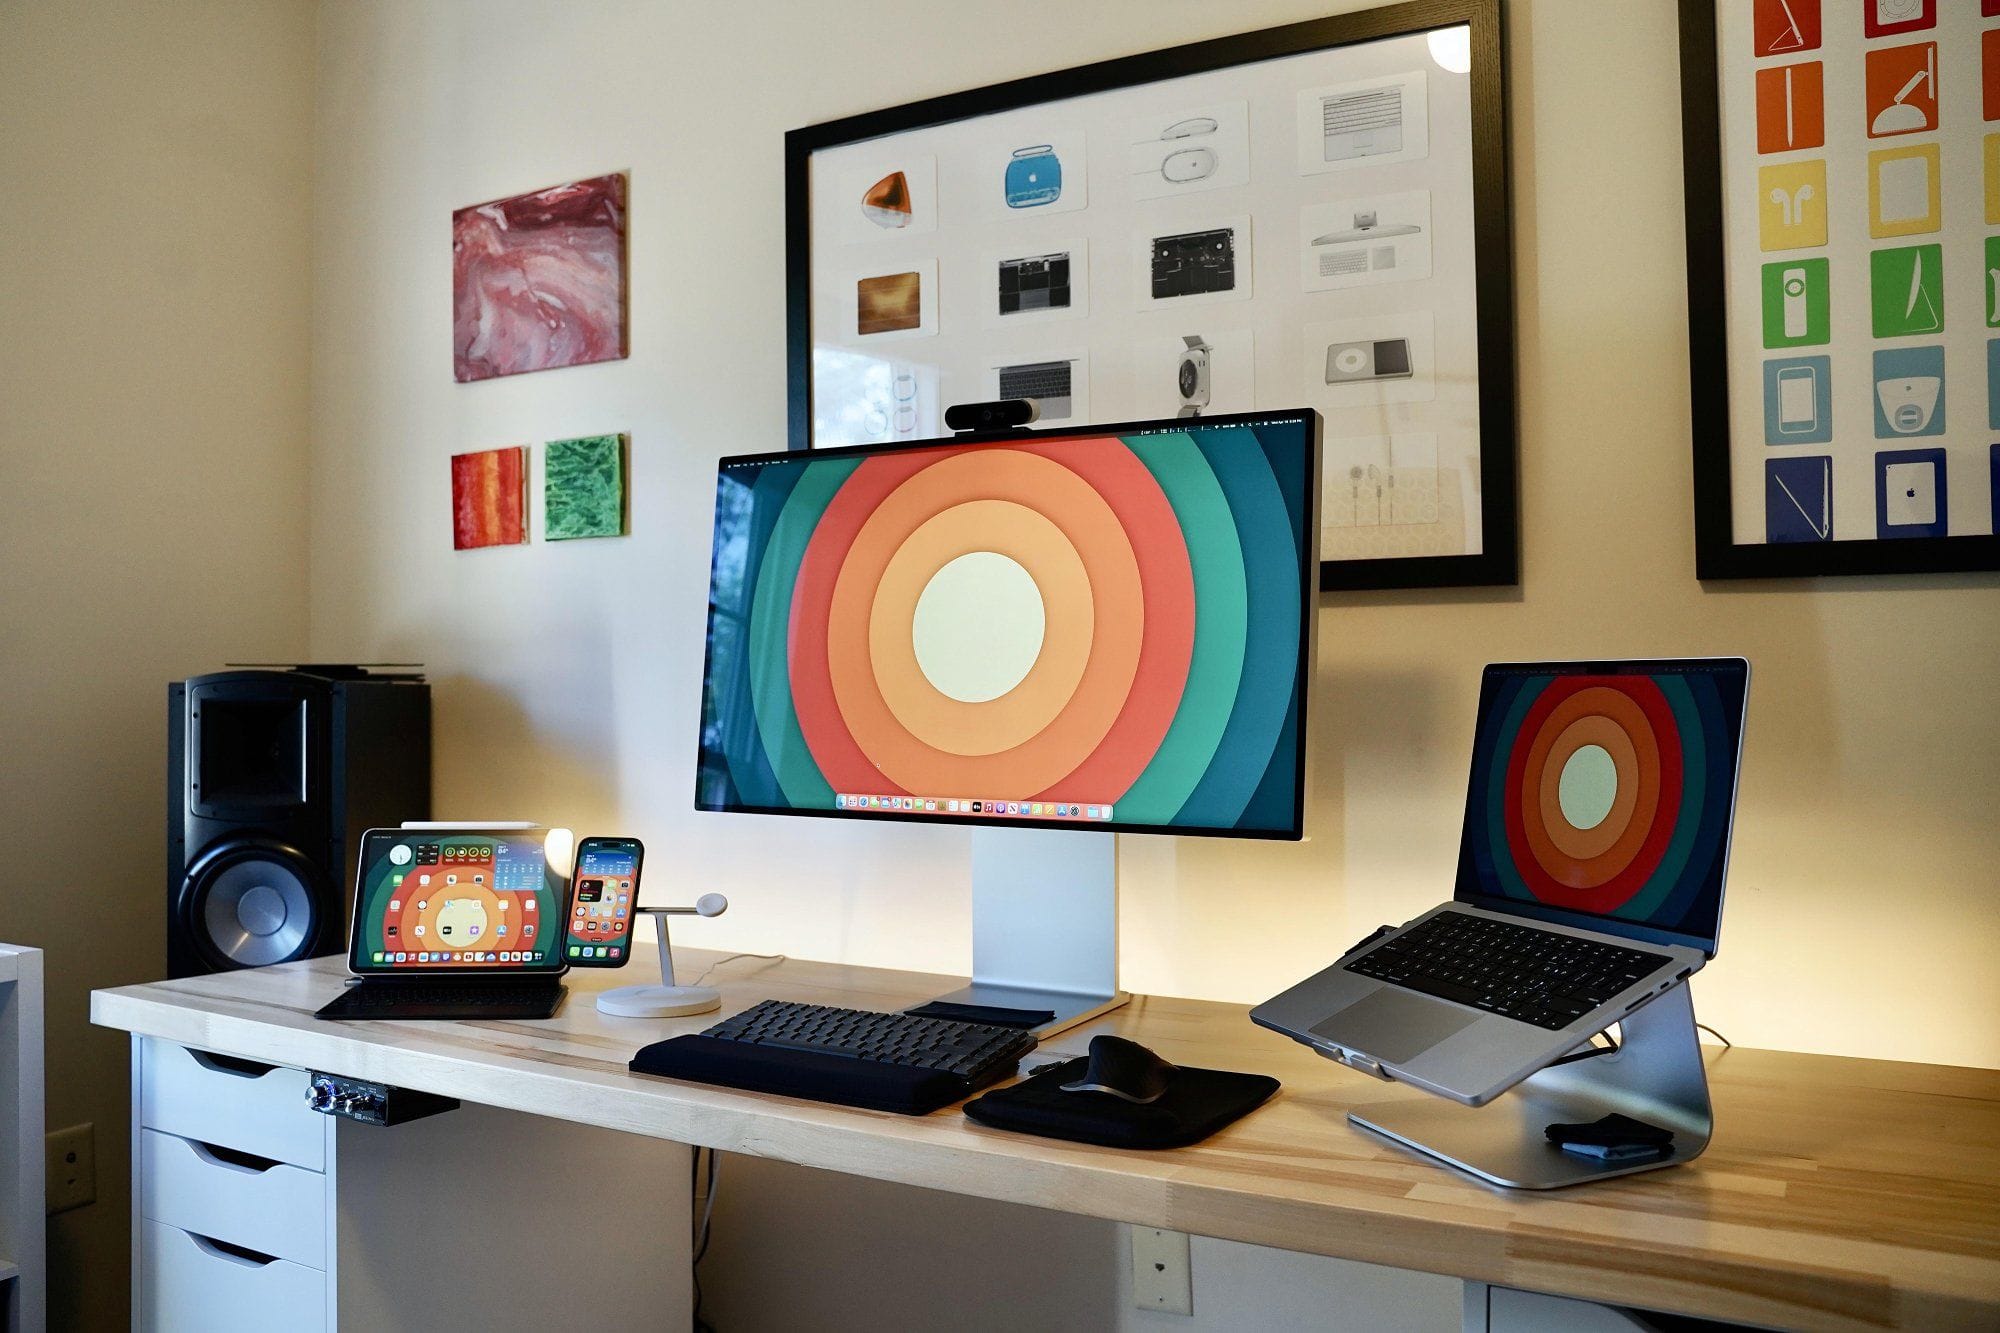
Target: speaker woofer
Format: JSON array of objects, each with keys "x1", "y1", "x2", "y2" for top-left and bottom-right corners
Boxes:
[{"x1": 179, "y1": 840, "x2": 323, "y2": 971}]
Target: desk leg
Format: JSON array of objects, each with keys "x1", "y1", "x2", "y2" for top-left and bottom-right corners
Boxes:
[{"x1": 331, "y1": 1103, "x2": 691, "y2": 1330}]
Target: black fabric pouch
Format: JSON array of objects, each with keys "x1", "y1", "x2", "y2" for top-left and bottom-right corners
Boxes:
[{"x1": 963, "y1": 1055, "x2": 1279, "y2": 1149}]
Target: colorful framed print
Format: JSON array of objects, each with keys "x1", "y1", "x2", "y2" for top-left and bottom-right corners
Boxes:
[
  {"x1": 1679, "y1": 1, "x2": 2000, "y2": 577},
  {"x1": 784, "y1": 0, "x2": 1518, "y2": 592},
  {"x1": 453, "y1": 173, "x2": 629, "y2": 383}
]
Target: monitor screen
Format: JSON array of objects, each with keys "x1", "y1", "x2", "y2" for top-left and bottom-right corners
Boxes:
[
  {"x1": 696, "y1": 410, "x2": 1320, "y2": 838},
  {"x1": 348, "y1": 828, "x2": 568, "y2": 972},
  {"x1": 1454, "y1": 659, "x2": 1750, "y2": 954}
]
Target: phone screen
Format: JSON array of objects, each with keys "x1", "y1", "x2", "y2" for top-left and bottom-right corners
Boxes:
[{"x1": 564, "y1": 838, "x2": 642, "y2": 965}]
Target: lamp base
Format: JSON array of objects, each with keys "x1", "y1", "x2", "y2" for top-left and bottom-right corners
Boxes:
[{"x1": 596, "y1": 984, "x2": 722, "y2": 1018}]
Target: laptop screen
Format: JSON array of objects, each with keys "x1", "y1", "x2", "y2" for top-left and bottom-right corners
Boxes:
[{"x1": 1454, "y1": 659, "x2": 1749, "y2": 955}]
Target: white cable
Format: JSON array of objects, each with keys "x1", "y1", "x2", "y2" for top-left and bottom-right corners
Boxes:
[{"x1": 689, "y1": 952, "x2": 787, "y2": 987}]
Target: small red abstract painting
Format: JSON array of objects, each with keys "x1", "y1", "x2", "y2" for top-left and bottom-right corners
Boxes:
[
  {"x1": 452, "y1": 173, "x2": 628, "y2": 383},
  {"x1": 451, "y1": 446, "x2": 528, "y2": 549}
]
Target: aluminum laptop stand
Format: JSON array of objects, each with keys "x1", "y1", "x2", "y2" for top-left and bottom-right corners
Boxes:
[{"x1": 1349, "y1": 982, "x2": 1713, "y2": 1189}]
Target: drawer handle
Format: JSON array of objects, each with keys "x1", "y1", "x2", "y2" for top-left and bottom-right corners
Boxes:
[
  {"x1": 183, "y1": 1137, "x2": 281, "y2": 1175},
  {"x1": 186, "y1": 1231, "x2": 279, "y2": 1268},
  {"x1": 185, "y1": 1048, "x2": 279, "y2": 1079}
]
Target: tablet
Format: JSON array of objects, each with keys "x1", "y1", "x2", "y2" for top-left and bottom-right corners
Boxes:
[{"x1": 347, "y1": 827, "x2": 570, "y2": 975}]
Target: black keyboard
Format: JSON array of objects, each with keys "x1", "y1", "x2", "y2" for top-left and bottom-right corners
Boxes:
[
  {"x1": 706, "y1": 1000, "x2": 1036, "y2": 1078},
  {"x1": 630, "y1": 1000, "x2": 1038, "y2": 1114},
  {"x1": 315, "y1": 981, "x2": 564, "y2": 1021},
  {"x1": 1344, "y1": 912, "x2": 1673, "y2": 1031}
]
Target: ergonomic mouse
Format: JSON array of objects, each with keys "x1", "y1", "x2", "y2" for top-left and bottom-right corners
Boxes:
[{"x1": 1060, "y1": 1034, "x2": 1177, "y2": 1104}]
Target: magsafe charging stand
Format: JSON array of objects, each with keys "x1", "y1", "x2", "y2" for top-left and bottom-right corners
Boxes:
[{"x1": 597, "y1": 900, "x2": 727, "y2": 1018}]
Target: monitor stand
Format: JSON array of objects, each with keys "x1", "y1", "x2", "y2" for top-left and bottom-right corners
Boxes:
[{"x1": 926, "y1": 828, "x2": 1129, "y2": 1039}]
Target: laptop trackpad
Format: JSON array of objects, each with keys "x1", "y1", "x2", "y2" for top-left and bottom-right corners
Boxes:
[{"x1": 1310, "y1": 989, "x2": 1479, "y2": 1065}]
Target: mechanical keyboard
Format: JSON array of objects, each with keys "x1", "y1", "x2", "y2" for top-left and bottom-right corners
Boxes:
[{"x1": 1343, "y1": 911, "x2": 1672, "y2": 1031}]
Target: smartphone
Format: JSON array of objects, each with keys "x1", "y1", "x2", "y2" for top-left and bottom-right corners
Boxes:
[{"x1": 563, "y1": 836, "x2": 643, "y2": 966}]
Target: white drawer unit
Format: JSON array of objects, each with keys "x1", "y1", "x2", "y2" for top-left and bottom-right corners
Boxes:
[
  {"x1": 139, "y1": 1039, "x2": 325, "y2": 1170},
  {"x1": 139, "y1": 1219, "x2": 326, "y2": 1333},
  {"x1": 128, "y1": 1036, "x2": 690, "y2": 1330},
  {"x1": 139, "y1": 1130, "x2": 326, "y2": 1270}
]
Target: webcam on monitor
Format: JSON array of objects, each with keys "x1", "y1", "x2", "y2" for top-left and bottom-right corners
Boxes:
[{"x1": 943, "y1": 398, "x2": 1039, "y2": 433}]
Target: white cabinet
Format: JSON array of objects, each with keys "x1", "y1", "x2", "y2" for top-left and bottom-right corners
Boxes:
[
  {"x1": 1466, "y1": 1282, "x2": 1748, "y2": 1331},
  {"x1": 129, "y1": 1036, "x2": 690, "y2": 1331},
  {"x1": 0, "y1": 944, "x2": 44, "y2": 1333},
  {"x1": 140, "y1": 1130, "x2": 327, "y2": 1269},
  {"x1": 139, "y1": 1220, "x2": 327, "y2": 1333},
  {"x1": 139, "y1": 1043, "x2": 325, "y2": 1170},
  {"x1": 131, "y1": 1038, "x2": 335, "y2": 1332}
]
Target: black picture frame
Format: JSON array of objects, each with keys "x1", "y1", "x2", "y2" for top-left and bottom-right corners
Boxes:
[
  {"x1": 784, "y1": 0, "x2": 1517, "y2": 593},
  {"x1": 1677, "y1": 1, "x2": 2000, "y2": 580}
]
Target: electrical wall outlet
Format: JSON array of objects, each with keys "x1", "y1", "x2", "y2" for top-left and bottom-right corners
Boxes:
[
  {"x1": 46, "y1": 1123, "x2": 96, "y2": 1215},
  {"x1": 1130, "y1": 1225, "x2": 1192, "y2": 1316}
]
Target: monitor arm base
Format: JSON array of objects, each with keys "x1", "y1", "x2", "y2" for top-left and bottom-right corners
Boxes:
[{"x1": 1347, "y1": 982, "x2": 1714, "y2": 1189}]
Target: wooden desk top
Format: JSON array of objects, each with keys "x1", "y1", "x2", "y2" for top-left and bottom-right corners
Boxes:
[{"x1": 93, "y1": 953, "x2": 1999, "y2": 1331}]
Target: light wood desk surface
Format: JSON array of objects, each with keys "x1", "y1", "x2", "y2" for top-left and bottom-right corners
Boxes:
[{"x1": 93, "y1": 952, "x2": 2000, "y2": 1331}]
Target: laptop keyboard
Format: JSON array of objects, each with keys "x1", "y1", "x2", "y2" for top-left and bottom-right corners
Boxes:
[{"x1": 1344, "y1": 911, "x2": 1673, "y2": 1031}]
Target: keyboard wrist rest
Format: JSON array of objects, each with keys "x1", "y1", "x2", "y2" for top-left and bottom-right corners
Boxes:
[{"x1": 629, "y1": 1034, "x2": 991, "y2": 1116}]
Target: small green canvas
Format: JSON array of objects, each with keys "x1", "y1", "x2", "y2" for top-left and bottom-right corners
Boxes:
[{"x1": 544, "y1": 434, "x2": 627, "y2": 540}]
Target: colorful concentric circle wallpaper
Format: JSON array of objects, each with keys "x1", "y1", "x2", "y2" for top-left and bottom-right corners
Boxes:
[
  {"x1": 697, "y1": 417, "x2": 1315, "y2": 837},
  {"x1": 1458, "y1": 662, "x2": 1749, "y2": 944}
]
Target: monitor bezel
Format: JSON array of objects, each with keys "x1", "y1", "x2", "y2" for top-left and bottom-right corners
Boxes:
[
  {"x1": 697, "y1": 407, "x2": 1322, "y2": 842},
  {"x1": 1451, "y1": 656, "x2": 1750, "y2": 957}
]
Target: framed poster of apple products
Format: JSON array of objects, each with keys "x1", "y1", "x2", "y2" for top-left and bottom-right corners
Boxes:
[
  {"x1": 1678, "y1": 0, "x2": 2000, "y2": 579},
  {"x1": 785, "y1": 0, "x2": 1518, "y2": 592}
]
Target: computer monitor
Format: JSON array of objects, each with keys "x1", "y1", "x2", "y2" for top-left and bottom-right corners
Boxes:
[{"x1": 695, "y1": 409, "x2": 1322, "y2": 840}]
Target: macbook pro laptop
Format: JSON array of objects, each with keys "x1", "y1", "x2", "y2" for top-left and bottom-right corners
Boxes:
[
  {"x1": 315, "y1": 826, "x2": 571, "y2": 1021},
  {"x1": 1253, "y1": 658, "x2": 1749, "y2": 1106}
]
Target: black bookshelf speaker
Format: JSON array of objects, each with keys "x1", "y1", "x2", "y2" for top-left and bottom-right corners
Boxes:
[{"x1": 167, "y1": 668, "x2": 430, "y2": 978}]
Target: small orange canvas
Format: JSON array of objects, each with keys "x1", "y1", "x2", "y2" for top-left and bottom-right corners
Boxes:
[
  {"x1": 1755, "y1": 62, "x2": 1824, "y2": 153},
  {"x1": 451, "y1": 446, "x2": 528, "y2": 549}
]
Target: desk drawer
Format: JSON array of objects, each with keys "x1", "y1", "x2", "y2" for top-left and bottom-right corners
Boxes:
[
  {"x1": 139, "y1": 1218, "x2": 326, "y2": 1333},
  {"x1": 140, "y1": 1129, "x2": 325, "y2": 1270},
  {"x1": 140, "y1": 1039, "x2": 325, "y2": 1170}
]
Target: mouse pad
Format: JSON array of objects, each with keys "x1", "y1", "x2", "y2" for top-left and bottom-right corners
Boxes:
[
  {"x1": 1310, "y1": 989, "x2": 1479, "y2": 1065},
  {"x1": 963, "y1": 1056, "x2": 1279, "y2": 1149}
]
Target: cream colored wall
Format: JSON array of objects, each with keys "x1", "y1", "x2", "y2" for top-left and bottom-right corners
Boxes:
[
  {"x1": 311, "y1": 0, "x2": 2000, "y2": 1072},
  {"x1": 0, "y1": 2, "x2": 317, "y2": 1328}
]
